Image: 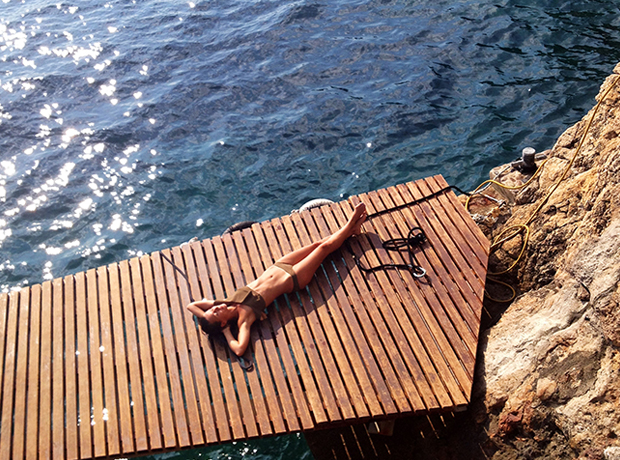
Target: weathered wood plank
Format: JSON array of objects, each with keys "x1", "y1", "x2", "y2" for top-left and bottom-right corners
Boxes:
[
  {"x1": 272, "y1": 216, "x2": 355, "y2": 421},
  {"x1": 108, "y1": 263, "x2": 135, "y2": 453},
  {"x1": 13, "y1": 287, "x2": 31, "y2": 460},
  {"x1": 0, "y1": 292, "x2": 20, "y2": 460},
  {"x1": 96, "y1": 267, "x2": 120, "y2": 456},
  {"x1": 369, "y1": 189, "x2": 471, "y2": 402},
  {"x1": 402, "y1": 180, "x2": 482, "y2": 340},
  {"x1": 323, "y1": 203, "x2": 425, "y2": 413},
  {"x1": 0, "y1": 293, "x2": 8, "y2": 412},
  {"x1": 261, "y1": 220, "x2": 330, "y2": 424},
  {"x1": 289, "y1": 212, "x2": 370, "y2": 420},
  {"x1": 228, "y1": 231, "x2": 278, "y2": 433},
  {"x1": 209, "y1": 237, "x2": 252, "y2": 438},
  {"x1": 118, "y1": 260, "x2": 149, "y2": 451},
  {"x1": 86, "y1": 269, "x2": 106, "y2": 457},
  {"x1": 422, "y1": 177, "x2": 488, "y2": 285},
  {"x1": 63, "y1": 276, "x2": 79, "y2": 460},
  {"x1": 217, "y1": 237, "x2": 262, "y2": 437},
  {"x1": 52, "y1": 278, "x2": 66, "y2": 459},
  {"x1": 361, "y1": 191, "x2": 466, "y2": 408},
  {"x1": 128, "y1": 257, "x2": 162, "y2": 450},
  {"x1": 379, "y1": 186, "x2": 477, "y2": 372},
  {"x1": 74, "y1": 272, "x2": 92, "y2": 458},
  {"x1": 243, "y1": 224, "x2": 303, "y2": 432},
  {"x1": 303, "y1": 208, "x2": 386, "y2": 417},
  {"x1": 258, "y1": 223, "x2": 316, "y2": 430},
  {"x1": 39, "y1": 282, "x2": 53, "y2": 460}
]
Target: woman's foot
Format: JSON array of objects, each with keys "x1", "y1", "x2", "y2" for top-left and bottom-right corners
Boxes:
[{"x1": 348, "y1": 202, "x2": 367, "y2": 236}]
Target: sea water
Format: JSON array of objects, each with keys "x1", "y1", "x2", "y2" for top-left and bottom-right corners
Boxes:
[{"x1": 1, "y1": 0, "x2": 619, "y2": 458}]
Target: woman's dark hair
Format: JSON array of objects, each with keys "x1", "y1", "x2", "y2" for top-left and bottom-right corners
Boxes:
[{"x1": 199, "y1": 317, "x2": 223, "y2": 336}]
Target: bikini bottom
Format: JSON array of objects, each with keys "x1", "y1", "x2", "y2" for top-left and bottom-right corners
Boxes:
[{"x1": 273, "y1": 261, "x2": 300, "y2": 292}]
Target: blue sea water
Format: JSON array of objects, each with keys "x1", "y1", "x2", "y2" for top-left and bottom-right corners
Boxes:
[{"x1": 1, "y1": 0, "x2": 619, "y2": 458}]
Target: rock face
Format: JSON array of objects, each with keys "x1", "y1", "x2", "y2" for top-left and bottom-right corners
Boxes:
[{"x1": 470, "y1": 64, "x2": 620, "y2": 459}]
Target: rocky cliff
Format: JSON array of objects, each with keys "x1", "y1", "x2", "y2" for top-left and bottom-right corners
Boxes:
[{"x1": 466, "y1": 64, "x2": 620, "y2": 460}]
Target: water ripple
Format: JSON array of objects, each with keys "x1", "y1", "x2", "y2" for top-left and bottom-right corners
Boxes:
[{"x1": 1, "y1": 0, "x2": 620, "y2": 296}]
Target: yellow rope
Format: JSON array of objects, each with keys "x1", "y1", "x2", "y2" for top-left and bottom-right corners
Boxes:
[{"x1": 471, "y1": 74, "x2": 619, "y2": 302}]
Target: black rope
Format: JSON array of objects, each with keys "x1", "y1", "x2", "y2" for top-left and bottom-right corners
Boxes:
[
  {"x1": 349, "y1": 184, "x2": 469, "y2": 277},
  {"x1": 365, "y1": 185, "x2": 470, "y2": 219},
  {"x1": 351, "y1": 226, "x2": 428, "y2": 278},
  {"x1": 159, "y1": 251, "x2": 197, "y2": 301}
]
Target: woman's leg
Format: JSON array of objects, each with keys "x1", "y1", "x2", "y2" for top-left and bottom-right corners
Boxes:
[
  {"x1": 276, "y1": 239, "x2": 325, "y2": 265},
  {"x1": 292, "y1": 202, "x2": 366, "y2": 289}
]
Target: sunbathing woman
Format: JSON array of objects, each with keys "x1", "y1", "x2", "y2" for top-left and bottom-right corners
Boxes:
[{"x1": 187, "y1": 202, "x2": 367, "y2": 356}]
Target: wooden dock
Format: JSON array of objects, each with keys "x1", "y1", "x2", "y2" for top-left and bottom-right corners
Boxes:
[{"x1": 0, "y1": 175, "x2": 489, "y2": 459}]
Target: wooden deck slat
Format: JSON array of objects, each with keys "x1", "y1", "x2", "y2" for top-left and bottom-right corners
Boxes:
[
  {"x1": 27, "y1": 285, "x2": 44, "y2": 458},
  {"x1": 139, "y1": 255, "x2": 179, "y2": 447},
  {"x1": 339, "y1": 209, "x2": 444, "y2": 411},
  {"x1": 243, "y1": 225, "x2": 301, "y2": 432},
  {"x1": 378, "y1": 187, "x2": 478, "y2": 371},
  {"x1": 315, "y1": 204, "x2": 408, "y2": 412},
  {"x1": 128, "y1": 258, "x2": 163, "y2": 450},
  {"x1": 107, "y1": 264, "x2": 135, "y2": 453},
  {"x1": 63, "y1": 276, "x2": 79, "y2": 460},
  {"x1": 348, "y1": 200, "x2": 455, "y2": 409},
  {"x1": 86, "y1": 270, "x2": 106, "y2": 457},
  {"x1": 188, "y1": 242, "x2": 235, "y2": 441},
  {"x1": 52, "y1": 279, "x2": 66, "y2": 459},
  {"x1": 422, "y1": 178, "x2": 488, "y2": 284},
  {"x1": 95, "y1": 267, "x2": 120, "y2": 455},
  {"x1": 434, "y1": 175, "x2": 490, "y2": 252},
  {"x1": 265, "y1": 218, "x2": 356, "y2": 421},
  {"x1": 0, "y1": 175, "x2": 488, "y2": 460},
  {"x1": 159, "y1": 249, "x2": 205, "y2": 445},
  {"x1": 74, "y1": 272, "x2": 92, "y2": 458},
  {"x1": 403, "y1": 180, "x2": 483, "y2": 337},
  {"x1": 218, "y1": 236, "x2": 264, "y2": 437},
  {"x1": 0, "y1": 292, "x2": 20, "y2": 460},
  {"x1": 12, "y1": 287, "x2": 30, "y2": 460},
  {"x1": 118, "y1": 260, "x2": 149, "y2": 451},
  {"x1": 150, "y1": 252, "x2": 192, "y2": 447},
  {"x1": 259, "y1": 219, "x2": 357, "y2": 421},
  {"x1": 39, "y1": 282, "x2": 52, "y2": 460},
  {"x1": 0, "y1": 293, "x2": 8, "y2": 411}
]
